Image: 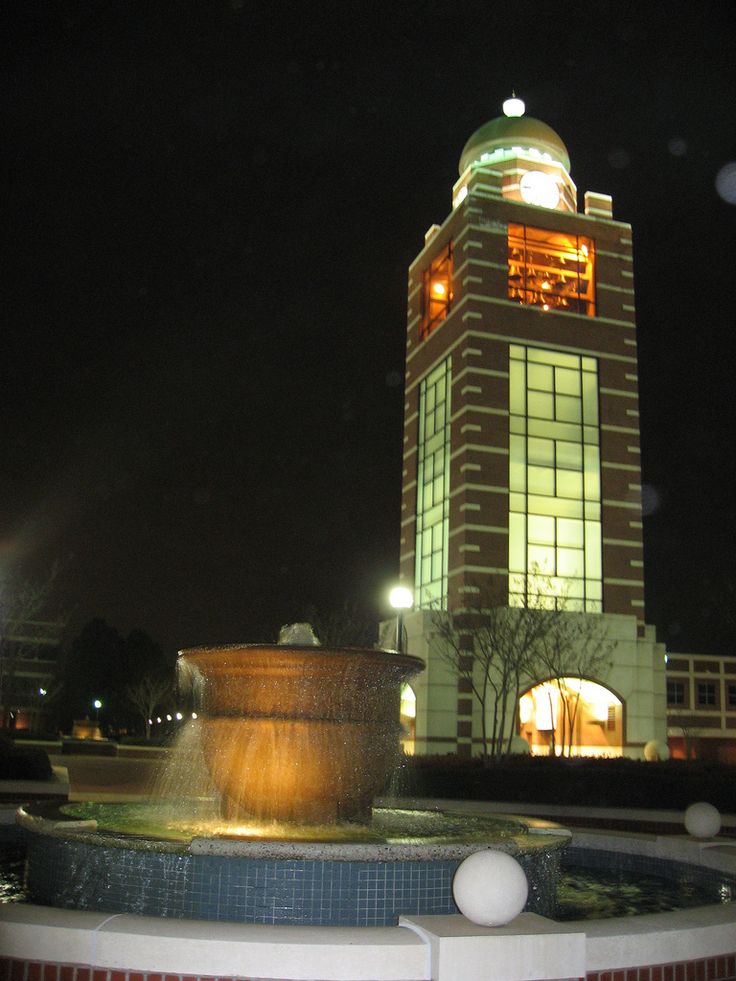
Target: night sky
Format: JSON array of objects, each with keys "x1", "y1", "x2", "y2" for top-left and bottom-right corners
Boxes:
[{"x1": 3, "y1": 1, "x2": 735, "y2": 657}]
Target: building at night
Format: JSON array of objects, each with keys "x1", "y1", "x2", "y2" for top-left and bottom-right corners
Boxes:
[
  {"x1": 0, "y1": 618, "x2": 63, "y2": 733},
  {"x1": 394, "y1": 97, "x2": 667, "y2": 758},
  {"x1": 665, "y1": 653, "x2": 736, "y2": 763}
]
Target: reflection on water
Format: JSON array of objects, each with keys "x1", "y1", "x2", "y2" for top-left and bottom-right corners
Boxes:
[
  {"x1": 556, "y1": 863, "x2": 733, "y2": 921},
  {"x1": 0, "y1": 846, "x2": 26, "y2": 904}
]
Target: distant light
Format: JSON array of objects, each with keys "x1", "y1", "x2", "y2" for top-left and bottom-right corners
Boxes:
[
  {"x1": 389, "y1": 585, "x2": 414, "y2": 610},
  {"x1": 503, "y1": 95, "x2": 525, "y2": 117},
  {"x1": 191, "y1": 711, "x2": 198, "y2": 720},
  {"x1": 431, "y1": 280, "x2": 447, "y2": 297},
  {"x1": 668, "y1": 136, "x2": 687, "y2": 157},
  {"x1": 93, "y1": 699, "x2": 102, "y2": 710},
  {"x1": 156, "y1": 716, "x2": 162, "y2": 724},
  {"x1": 166, "y1": 714, "x2": 172, "y2": 722},
  {"x1": 39, "y1": 688, "x2": 47, "y2": 696},
  {"x1": 175, "y1": 712, "x2": 183, "y2": 721},
  {"x1": 148, "y1": 718, "x2": 153, "y2": 725},
  {"x1": 715, "y1": 162, "x2": 736, "y2": 204}
]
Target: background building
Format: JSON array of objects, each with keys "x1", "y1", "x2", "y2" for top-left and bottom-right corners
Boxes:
[
  {"x1": 0, "y1": 619, "x2": 63, "y2": 732},
  {"x1": 665, "y1": 653, "x2": 736, "y2": 763},
  {"x1": 394, "y1": 97, "x2": 667, "y2": 758}
]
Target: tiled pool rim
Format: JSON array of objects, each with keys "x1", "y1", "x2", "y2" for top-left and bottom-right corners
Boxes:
[
  {"x1": 16, "y1": 803, "x2": 571, "y2": 926},
  {"x1": 1, "y1": 823, "x2": 735, "y2": 981}
]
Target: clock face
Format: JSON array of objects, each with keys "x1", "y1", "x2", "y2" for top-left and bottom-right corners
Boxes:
[{"x1": 519, "y1": 171, "x2": 560, "y2": 209}]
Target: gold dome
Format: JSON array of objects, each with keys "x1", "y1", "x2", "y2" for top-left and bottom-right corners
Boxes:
[{"x1": 459, "y1": 114, "x2": 571, "y2": 175}]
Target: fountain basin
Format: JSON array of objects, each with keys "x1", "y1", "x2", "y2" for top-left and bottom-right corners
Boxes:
[
  {"x1": 179, "y1": 644, "x2": 424, "y2": 824},
  {"x1": 17, "y1": 802, "x2": 570, "y2": 926}
]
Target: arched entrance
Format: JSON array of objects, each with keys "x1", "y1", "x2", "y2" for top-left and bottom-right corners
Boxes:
[
  {"x1": 400, "y1": 684, "x2": 417, "y2": 755},
  {"x1": 518, "y1": 678, "x2": 623, "y2": 757}
]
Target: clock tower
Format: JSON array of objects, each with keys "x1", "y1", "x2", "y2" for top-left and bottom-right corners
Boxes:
[{"x1": 396, "y1": 97, "x2": 667, "y2": 758}]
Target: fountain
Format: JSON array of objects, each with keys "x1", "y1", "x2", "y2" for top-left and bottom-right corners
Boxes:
[
  {"x1": 15, "y1": 628, "x2": 571, "y2": 927},
  {"x1": 179, "y1": 634, "x2": 423, "y2": 824},
  {"x1": 4, "y1": 627, "x2": 735, "y2": 977}
]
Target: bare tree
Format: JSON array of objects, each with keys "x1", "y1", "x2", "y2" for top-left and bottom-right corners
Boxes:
[
  {"x1": 534, "y1": 612, "x2": 613, "y2": 756},
  {"x1": 432, "y1": 588, "x2": 557, "y2": 761},
  {"x1": 126, "y1": 675, "x2": 174, "y2": 741},
  {"x1": 0, "y1": 563, "x2": 67, "y2": 729},
  {"x1": 301, "y1": 602, "x2": 377, "y2": 648}
]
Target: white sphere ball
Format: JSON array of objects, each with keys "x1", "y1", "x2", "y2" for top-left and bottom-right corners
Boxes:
[
  {"x1": 644, "y1": 740, "x2": 670, "y2": 762},
  {"x1": 508, "y1": 736, "x2": 531, "y2": 755},
  {"x1": 453, "y1": 850, "x2": 528, "y2": 926},
  {"x1": 685, "y1": 802, "x2": 721, "y2": 839}
]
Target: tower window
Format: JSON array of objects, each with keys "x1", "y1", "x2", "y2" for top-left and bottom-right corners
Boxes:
[
  {"x1": 508, "y1": 345, "x2": 601, "y2": 612},
  {"x1": 508, "y1": 224, "x2": 595, "y2": 316},
  {"x1": 420, "y1": 241, "x2": 453, "y2": 338},
  {"x1": 415, "y1": 359, "x2": 451, "y2": 607}
]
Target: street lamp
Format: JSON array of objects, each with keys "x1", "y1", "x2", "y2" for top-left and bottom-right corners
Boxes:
[
  {"x1": 93, "y1": 698, "x2": 102, "y2": 723},
  {"x1": 389, "y1": 585, "x2": 413, "y2": 653}
]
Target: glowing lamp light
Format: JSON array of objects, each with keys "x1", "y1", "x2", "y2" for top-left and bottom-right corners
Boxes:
[
  {"x1": 175, "y1": 712, "x2": 183, "y2": 721},
  {"x1": 389, "y1": 585, "x2": 413, "y2": 654},
  {"x1": 503, "y1": 95, "x2": 525, "y2": 117},
  {"x1": 38, "y1": 688, "x2": 47, "y2": 697},
  {"x1": 431, "y1": 279, "x2": 447, "y2": 297},
  {"x1": 191, "y1": 711, "x2": 198, "y2": 720},
  {"x1": 389, "y1": 586, "x2": 413, "y2": 610},
  {"x1": 166, "y1": 714, "x2": 172, "y2": 721}
]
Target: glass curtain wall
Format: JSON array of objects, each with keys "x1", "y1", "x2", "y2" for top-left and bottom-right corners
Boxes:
[
  {"x1": 415, "y1": 359, "x2": 452, "y2": 607},
  {"x1": 508, "y1": 345, "x2": 602, "y2": 611}
]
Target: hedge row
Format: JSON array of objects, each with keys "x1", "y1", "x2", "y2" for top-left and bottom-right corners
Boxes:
[{"x1": 393, "y1": 754, "x2": 736, "y2": 812}]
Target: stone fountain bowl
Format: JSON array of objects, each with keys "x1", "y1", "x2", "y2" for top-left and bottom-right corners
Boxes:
[{"x1": 178, "y1": 644, "x2": 424, "y2": 824}]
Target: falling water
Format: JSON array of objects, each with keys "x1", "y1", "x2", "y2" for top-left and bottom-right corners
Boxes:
[{"x1": 152, "y1": 629, "x2": 424, "y2": 829}]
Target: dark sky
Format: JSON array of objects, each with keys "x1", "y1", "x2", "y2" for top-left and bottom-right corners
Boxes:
[{"x1": 3, "y1": 0, "x2": 735, "y2": 657}]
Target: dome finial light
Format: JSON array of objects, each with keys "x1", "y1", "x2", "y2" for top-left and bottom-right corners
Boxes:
[{"x1": 503, "y1": 92, "x2": 525, "y2": 118}]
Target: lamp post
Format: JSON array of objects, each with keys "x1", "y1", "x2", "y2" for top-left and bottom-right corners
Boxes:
[
  {"x1": 93, "y1": 698, "x2": 102, "y2": 723},
  {"x1": 389, "y1": 586, "x2": 413, "y2": 653},
  {"x1": 37, "y1": 687, "x2": 47, "y2": 732}
]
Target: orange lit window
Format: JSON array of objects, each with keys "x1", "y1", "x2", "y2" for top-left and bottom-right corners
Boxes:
[
  {"x1": 508, "y1": 224, "x2": 595, "y2": 316},
  {"x1": 421, "y1": 242, "x2": 453, "y2": 338}
]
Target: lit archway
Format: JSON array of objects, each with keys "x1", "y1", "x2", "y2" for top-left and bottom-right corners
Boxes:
[
  {"x1": 518, "y1": 678, "x2": 623, "y2": 757},
  {"x1": 400, "y1": 684, "x2": 417, "y2": 755}
]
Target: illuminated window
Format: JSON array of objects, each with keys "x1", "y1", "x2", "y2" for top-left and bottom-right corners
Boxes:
[
  {"x1": 508, "y1": 345, "x2": 602, "y2": 611},
  {"x1": 508, "y1": 224, "x2": 595, "y2": 316},
  {"x1": 667, "y1": 679, "x2": 685, "y2": 706},
  {"x1": 420, "y1": 241, "x2": 453, "y2": 338},
  {"x1": 415, "y1": 359, "x2": 451, "y2": 607}
]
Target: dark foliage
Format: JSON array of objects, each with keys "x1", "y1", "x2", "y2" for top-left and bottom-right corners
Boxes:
[
  {"x1": 395, "y1": 754, "x2": 736, "y2": 813},
  {"x1": 0, "y1": 734, "x2": 53, "y2": 781}
]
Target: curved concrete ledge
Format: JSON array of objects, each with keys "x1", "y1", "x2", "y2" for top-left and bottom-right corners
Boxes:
[{"x1": 1, "y1": 830, "x2": 735, "y2": 981}]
